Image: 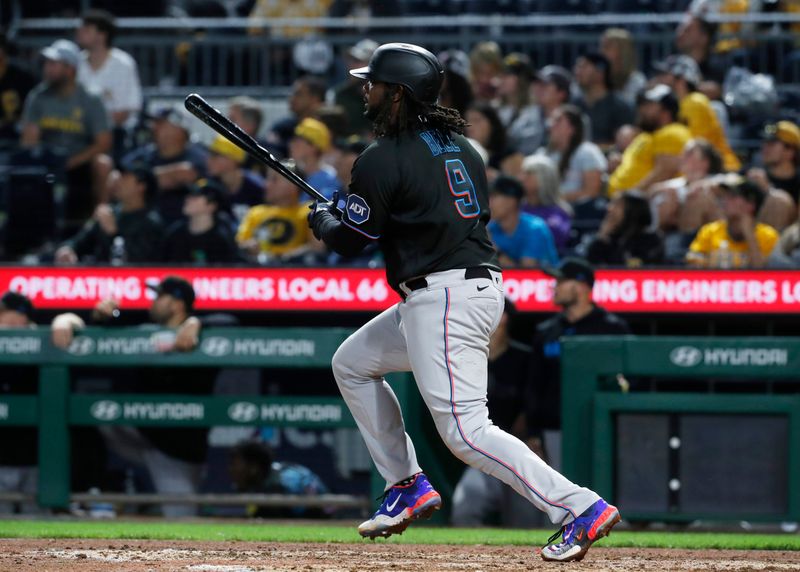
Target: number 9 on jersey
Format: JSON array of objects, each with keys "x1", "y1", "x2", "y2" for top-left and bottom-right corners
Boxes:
[{"x1": 445, "y1": 159, "x2": 480, "y2": 219}]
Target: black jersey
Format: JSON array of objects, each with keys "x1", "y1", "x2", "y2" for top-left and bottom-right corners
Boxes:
[{"x1": 340, "y1": 129, "x2": 499, "y2": 291}]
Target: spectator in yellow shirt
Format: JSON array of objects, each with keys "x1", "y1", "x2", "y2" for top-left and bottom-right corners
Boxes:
[
  {"x1": 652, "y1": 55, "x2": 741, "y2": 172},
  {"x1": 248, "y1": 0, "x2": 332, "y2": 38},
  {"x1": 687, "y1": 176, "x2": 779, "y2": 268},
  {"x1": 236, "y1": 159, "x2": 321, "y2": 264},
  {"x1": 608, "y1": 85, "x2": 692, "y2": 196}
]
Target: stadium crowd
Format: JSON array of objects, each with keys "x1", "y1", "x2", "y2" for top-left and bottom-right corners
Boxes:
[{"x1": 1, "y1": 2, "x2": 800, "y2": 272}]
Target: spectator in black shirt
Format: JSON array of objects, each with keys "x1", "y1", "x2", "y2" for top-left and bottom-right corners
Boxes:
[
  {"x1": 573, "y1": 52, "x2": 635, "y2": 148},
  {"x1": 451, "y1": 299, "x2": 543, "y2": 528},
  {"x1": 0, "y1": 32, "x2": 37, "y2": 146},
  {"x1": 748, "y1": 121, "x2": 800, "y2": 210},
  {"x1": 0, "y1": 292, "x2": 39, "y2": 514},
  {"x1": 585, "y1": 190, "x2": 665, "y2": 267},
  {"x1": 265, "y1": 75, "x2": 326, "y2": 158},
  {"x1": 205, "y1": 135, "x2": 265, "y2": 225},
  {"x1": 227, "y1": 96, "x2": 269, "y2": 174},
  {"x1": 329, "y1": 39, "x2": 378, "y2": 137},
  {"x1": 54, "y1": 162, "x2": 163, "y2": 264},
  {"x1": 117, "y1": 105, "x2": 207, "y2": 225},
  {"x1": 675, "y1": 14, "x2": 728, "y2": 87},
  {"x1": 527, "y1": 258, "x2": 629, "y2": 469},
  {"x1": 161, "y1": 179, "x2": 239, "y2": 265}
]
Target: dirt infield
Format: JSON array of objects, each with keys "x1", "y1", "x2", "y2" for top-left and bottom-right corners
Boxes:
[{"x1": 2, "y1": 539, "x2": 799, "y2": 571}]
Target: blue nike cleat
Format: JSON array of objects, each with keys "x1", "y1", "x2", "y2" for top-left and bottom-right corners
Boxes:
[
  {"x1": 540, "y1": 498, "x2": 621, "y2": 562},
  {"x1": 358, "y1": 472, "x2": 442, "y2": 539}
]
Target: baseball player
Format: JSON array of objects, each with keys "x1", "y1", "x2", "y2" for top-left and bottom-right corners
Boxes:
[{"x1": 307, "y1": 43, "x2": 619, "y2": 562}]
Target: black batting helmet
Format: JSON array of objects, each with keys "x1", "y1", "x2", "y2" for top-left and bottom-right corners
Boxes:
[{"x1": 350, "y1": 43, "x2": 444, "y2": 104}]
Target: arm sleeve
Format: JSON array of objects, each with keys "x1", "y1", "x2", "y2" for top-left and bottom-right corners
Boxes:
[
  {"x1": 652, "y1": 126, "x2": 690, "y2": 157},
  {"x1": 521, "y1": 221, "x2": 559, "y2": 266},
  {"x1": 117, "y1": 56, "x2": 143, "y2": 112},
  {"x1": 313, "y1": 209, "x2": 375, "y2": 257},
  {"x1": 579, "y1": 143, "x2": 608, "y2": 172},
  {"x1": 758, "y1": 225, "x2": 780, "y2": 256},
  {"x1": 339, "y1": 144, "x2": 396, "y2": 240},
  {"x1": 85, "y1": 93, "x2": 110, "y2": 137},
  {"x1": 689, "y1": 224, "x2": 713, "y2": 255},
  {"x1": 20, "y1": 90, "x2": 42, "y2": 126}
]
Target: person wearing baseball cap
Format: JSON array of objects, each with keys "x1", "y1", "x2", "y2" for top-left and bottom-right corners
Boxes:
[
  {"x1": 51, "y1": 272, "x2": 237, "y2": 518},
  {"x1": 331, "y1": 39, "x2": 379, "y2": 136},
  {"x1": 687, "y1": 175, "x2": 779, "y2": 268},
  {"x1": 573, "y1": 51, "x2": 634, "y2": 146},
  {"x1": 607, "y1": 84, "x2": 692, "y2": 196},
  {"x1": 205, "y1": 135, "x2": 265, "y2": 223},
  {"x1": 0, "y1": 290, "x2": 39, "y2": 513},
  {"x1": 528, "y1": 258, "x2": 629, "y2": 470},
  {"x1": 161, "y1": 178, "x2": 239, "y2": 264},
  {"x1": 532, "y1": 65, "x2": 573, "y2": 135},
  {"x1": 20, "y1": 37, "x2": 111, "y2": 232},
  {"x1": 487, "y1": 175, "x2": 559, "y2": 269},
  {"x1": 0, "y1": 291, "x2": 34, "y2": 327},
  {"x1": 118, "y1": 103, "x2": 208, "y2": 225},
  {"x1": 755, "y1": 121, "x2": 800, "y2": 203},
  {"x1": 54, "y1": 158, "x2": 164, "y2": 265},
  {"x1": 652, "y1": 54, "x2": 740, "y2": 172},
  {"x1": 289, "y1": 117, "x2": 338, "y2": 200}
]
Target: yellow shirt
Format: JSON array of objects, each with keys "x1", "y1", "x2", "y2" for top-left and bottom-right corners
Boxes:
[
  {"x1": 714, "y1": 0, "x2": 749, "y2": 53},
  {"x1": 688, "y1": 220, "x2": 779, "y2": 267},
  {"x1": 608, "y1": 123, "x2": 691, "y2": 196},
  {"x1": 679, "y1": 93, "x2": 741, "y2": 172},
  {"x1": 237, "y1": 203, "x2": 312, "y2": 256},
  {"x1": 248, "y1": 0, "x2": 333, "y2": 37}
]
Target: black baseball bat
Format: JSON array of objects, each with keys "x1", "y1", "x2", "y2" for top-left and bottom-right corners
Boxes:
[{"x1": 184, "y1": 93, "x2": 329, "y2": 204}]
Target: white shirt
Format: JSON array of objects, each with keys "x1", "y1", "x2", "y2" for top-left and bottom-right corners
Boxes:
[
  {"x1": 78, "y1": 47, "x2": 143, "y2": 120},
  {"x1": 540, "y1": 141, "x2": 607, "y2": 197}
]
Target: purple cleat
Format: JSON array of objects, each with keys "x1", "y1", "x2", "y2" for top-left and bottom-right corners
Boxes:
[
  {"x1": 358, "y1": 472, "x2": 442, "y2": 539},
  {"x1": 540, "y1": 498, "x2": 621, "y2": 562}
]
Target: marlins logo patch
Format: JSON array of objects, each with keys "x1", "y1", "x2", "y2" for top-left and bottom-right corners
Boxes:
[{"x1": 346, "y1": 194, "x2": 370, "y2": 225}]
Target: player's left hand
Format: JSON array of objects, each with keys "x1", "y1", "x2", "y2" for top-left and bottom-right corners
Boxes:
[{"x1": 308, "y1": 200, "x2": 337, "y2": 239}]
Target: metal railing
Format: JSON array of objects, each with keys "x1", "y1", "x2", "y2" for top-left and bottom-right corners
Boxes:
[{"x1": 8, "y1": 13, "x2": 800, "y2": 97}]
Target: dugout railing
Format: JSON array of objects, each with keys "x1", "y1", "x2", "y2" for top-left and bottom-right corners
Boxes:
[
  {"x1": 562, "y1": 336, "x2": 800, "y2": 523},
  {"x1": 0, "y1": 327, "x2": 446, "y2": 515},
  {"x1": 9, "y1": 13, "x2": 800, "y2": 97}
]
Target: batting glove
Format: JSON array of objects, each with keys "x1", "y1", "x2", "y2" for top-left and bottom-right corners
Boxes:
[{"x1": 308, "y1": 200, "x2": 337, "y2": 240}]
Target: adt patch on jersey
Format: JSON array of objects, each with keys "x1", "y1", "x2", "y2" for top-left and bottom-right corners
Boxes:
[{"x1": 346, "y1": 194, "x2": 370, "y2": 225}]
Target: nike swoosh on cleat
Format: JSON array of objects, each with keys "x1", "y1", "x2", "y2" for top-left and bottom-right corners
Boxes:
[
  {"x1": 477, "y1": 285, "x2": 489, "y2": 291},
  {"x1": 386, "y1": 494, "x2": 401, "y2": 512}
]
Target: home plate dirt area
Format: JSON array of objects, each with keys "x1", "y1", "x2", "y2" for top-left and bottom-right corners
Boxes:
[{"x1": 1, "y1": 539, "x2": 799, "y2": 571}]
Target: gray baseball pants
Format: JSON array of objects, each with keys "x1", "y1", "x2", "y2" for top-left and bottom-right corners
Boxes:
[{"x1": 331, "y1": 268, "x2": 598, "y2": 525}]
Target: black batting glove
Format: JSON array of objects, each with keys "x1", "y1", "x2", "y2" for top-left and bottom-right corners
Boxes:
[{"x1": 308, "y1": 201, "x2": 337, "y2": 240}]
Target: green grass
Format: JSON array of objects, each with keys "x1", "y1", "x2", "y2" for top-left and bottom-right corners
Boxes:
[{"x1": 0, "y1": 520, "x2": 799, "y2": 551}]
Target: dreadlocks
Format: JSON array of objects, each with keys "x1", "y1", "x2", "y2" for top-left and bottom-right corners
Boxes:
[{"x1": 371, "y1": 87, "x2": 467, "y2": 138}]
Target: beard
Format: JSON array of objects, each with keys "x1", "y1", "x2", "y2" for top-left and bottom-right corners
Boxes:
[
  {"x1": 637, "y1": 117, "x2": 659, "y2": 133},
  {"x1": 364, "y1": 90, "x2": 393, "y2": 122},
  {"x1": 46, "y1": 76, "x2": 68, "y2": 90}
]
